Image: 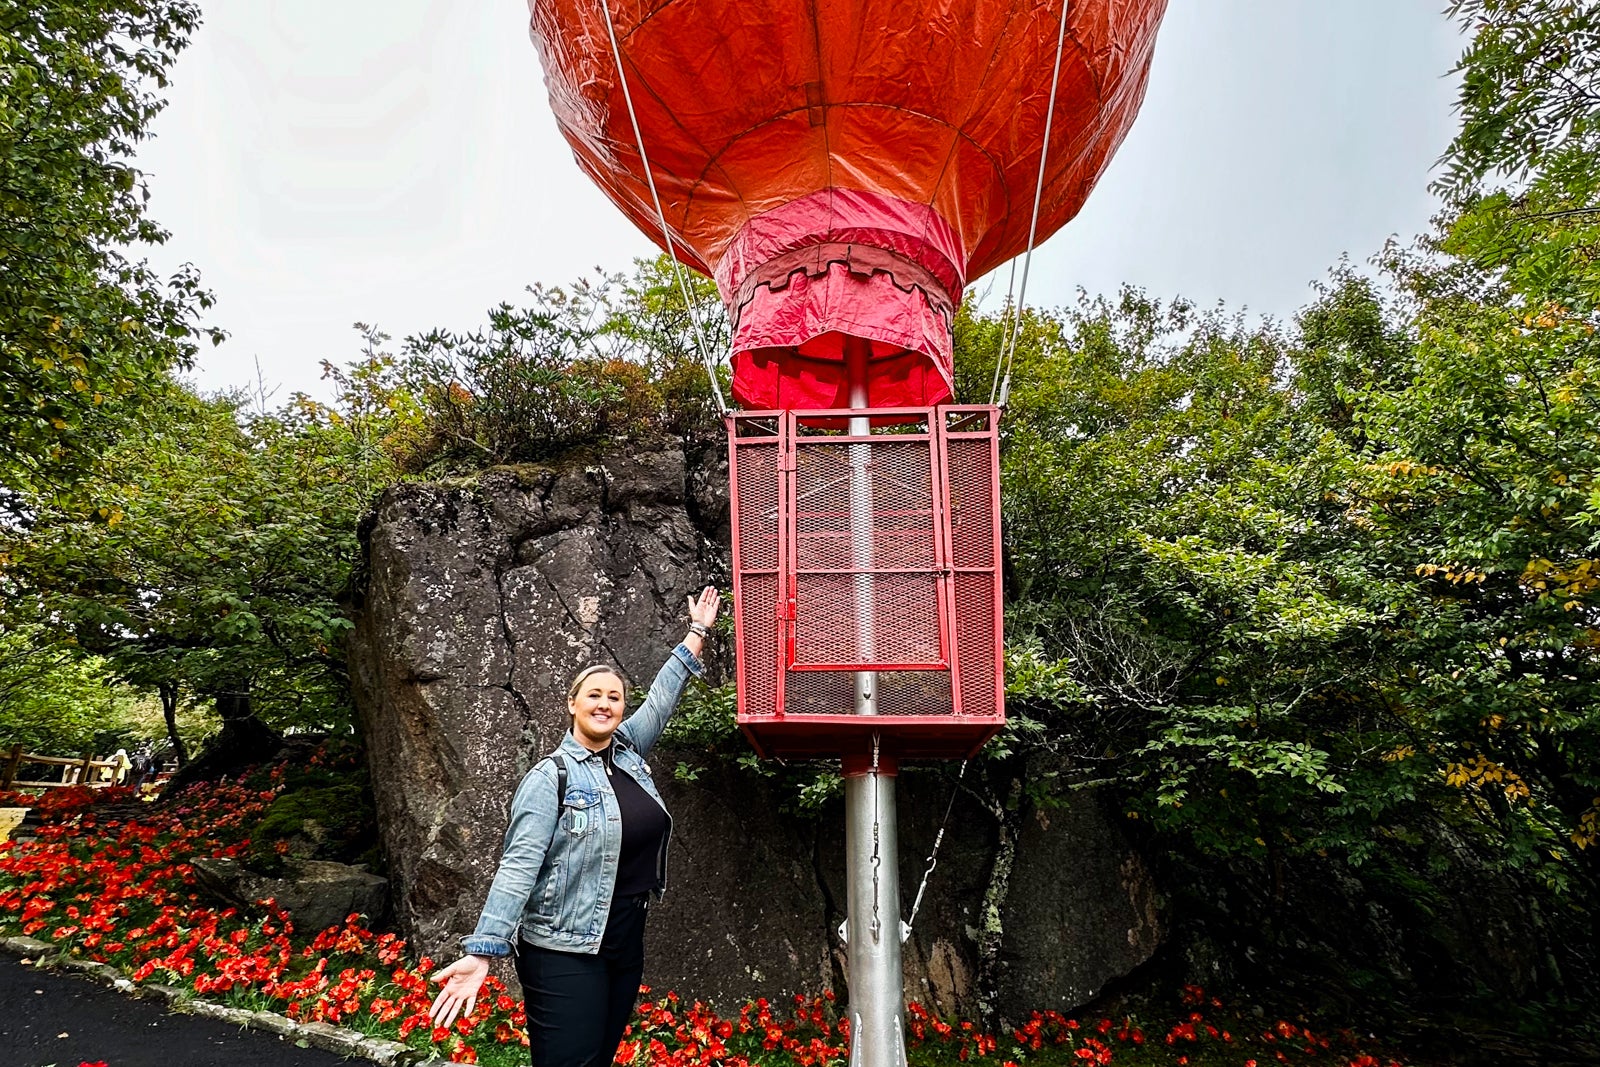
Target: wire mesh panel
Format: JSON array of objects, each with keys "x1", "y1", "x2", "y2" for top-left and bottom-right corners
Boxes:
[
  {"x1": 789, "y1": 428, "x2": 944, "y2": 670},
  {"x1": 947, "y1": 437, "x2": 996, "y2": 570},
  {"x1": 790, "y1": 572, "x2": 944, "y2": 668},
  {"x1": 730, "y1": 419, "x2": 782, "y2": 721},
  {"x1": 729, "y1": 406, "x2": 1004, "y2": 759}
]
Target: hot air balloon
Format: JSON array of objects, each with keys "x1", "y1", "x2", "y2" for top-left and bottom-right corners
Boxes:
[
  {"x1": 526, "y1": 0, "x2": 1168, "y2": 409},
  {"x1": 518, "y1": 7, "x2": 1168, "y2": 1064}
]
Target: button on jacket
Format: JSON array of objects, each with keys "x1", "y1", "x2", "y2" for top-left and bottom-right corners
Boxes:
[{"x1": 461, "y1": 644, "x2": 702, "y2": 958}]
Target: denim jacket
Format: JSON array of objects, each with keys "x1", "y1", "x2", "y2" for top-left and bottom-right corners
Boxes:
[{"x1": 461, "y1": 644, "x2": 703, "y2": 958}]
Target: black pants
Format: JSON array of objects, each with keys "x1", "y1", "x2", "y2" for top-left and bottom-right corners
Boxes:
[{"x1": 516, "y1": 895, "x2": 649, "y2": 1067}]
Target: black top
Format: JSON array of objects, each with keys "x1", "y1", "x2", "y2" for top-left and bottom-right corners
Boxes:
[{"x1": 601, "y1": 744, "x2": 669, "y2": 898}]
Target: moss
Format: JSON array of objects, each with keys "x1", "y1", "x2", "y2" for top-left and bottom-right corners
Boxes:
[{"x1": 246, "y1": 779, "x2": 378, "y2": 869}]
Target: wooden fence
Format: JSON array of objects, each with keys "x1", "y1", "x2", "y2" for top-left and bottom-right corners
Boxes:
[{"x1": 1, "y1": 744, "x2": 130, "y2": 791}]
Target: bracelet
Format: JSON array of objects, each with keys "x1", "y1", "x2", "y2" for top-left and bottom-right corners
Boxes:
[{"x1": 687, "y1": 622, "x2": 711, "y2": 639}]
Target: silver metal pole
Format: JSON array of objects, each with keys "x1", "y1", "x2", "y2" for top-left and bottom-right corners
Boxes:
[
  {"x1": 845, "y1": 754, "x2": 904, "y2": 1067},
  {"x1": 842, "y1": 338, "x2": 906, "y2": 1067},
  {"x1": 849, "y1": 347, "x2": 877, "y2": 712}
]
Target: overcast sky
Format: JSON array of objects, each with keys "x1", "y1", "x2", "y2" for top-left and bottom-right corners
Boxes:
[{"x1": 133, "y1": 2, "x2": 1466, "y2": 402}]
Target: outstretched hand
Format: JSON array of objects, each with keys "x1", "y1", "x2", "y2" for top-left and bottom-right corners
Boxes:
[
  {"x1": 688, "y1": 585, "x2": 721, "y2": 629},
  {"x1": 429, "y1": 953, "x2": 490, "y2": 1029}
]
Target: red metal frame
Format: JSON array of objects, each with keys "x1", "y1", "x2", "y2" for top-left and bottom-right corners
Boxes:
[
  {"x1": 729, "y1": 405, "x2": 1005, "y2": 760},
  {"x1": 785, "y1": 411, "x2": 948, "y2": 673}
]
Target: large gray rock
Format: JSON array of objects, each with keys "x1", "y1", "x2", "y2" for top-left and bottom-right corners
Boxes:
[
  {"x1": 348, "y1": 442, "x2": 731, "y2": 960},
  {"x1": 348, "y1": 438, "x2": 1163, "y2": 1018},
  {"x1": 190, "y1": 856, "x2": 388, "y2": 935},
  {"x1": 647, "y1": 761, "x2": 836, "y2": 1003},
  {"x1": 998, "y1": 795, "x2": 1163, "y2": 1010}
]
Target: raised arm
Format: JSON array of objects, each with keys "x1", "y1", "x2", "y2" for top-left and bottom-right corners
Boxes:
[{"x1": 618, "y1": 586, "x2": 720, "y2": 758}]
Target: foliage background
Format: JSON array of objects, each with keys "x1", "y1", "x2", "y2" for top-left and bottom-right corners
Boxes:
[{"x1": 2, "y1": 0, "x2": 1599, "y2": 1046}]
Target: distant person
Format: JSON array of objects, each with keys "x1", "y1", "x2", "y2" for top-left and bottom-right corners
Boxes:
[
  {"x1": 130, "y1": 743, "x2": 157, "y2": 788},
  {"x1": 428, "y1": 586, "x2": 721, "y2": 1067}
]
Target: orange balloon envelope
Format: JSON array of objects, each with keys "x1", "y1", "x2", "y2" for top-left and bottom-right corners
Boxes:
[{"x1": 526, "y1": 0, "x2": 1167, "y2": 408}]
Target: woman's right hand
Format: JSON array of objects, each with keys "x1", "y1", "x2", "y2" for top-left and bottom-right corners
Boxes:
[{"x1": 429, "y1": 953, "x2": 491, "y2": 1029}]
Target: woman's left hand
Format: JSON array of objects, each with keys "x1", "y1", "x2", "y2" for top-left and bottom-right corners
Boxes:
[{"x1": 688, "y1": 586, "x2": 721, "y2": 629}]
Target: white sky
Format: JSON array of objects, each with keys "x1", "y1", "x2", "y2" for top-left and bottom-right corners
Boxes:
[{"x1": 133, "y1": 2, "x2": 1465, "y2": 402}]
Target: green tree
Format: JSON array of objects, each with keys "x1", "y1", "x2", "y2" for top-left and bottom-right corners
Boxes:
[
  {"x1": 1, "y1": 378, "x2": 395, "y2": 759},
  {"x1": 962, "y1": 290, "x2": 1396, "y2": 854},
  {"x1": 1328, "y1": 0, "x2": 1600, "y2": 883},
  {"x1": 951, "y1": 5, "x2": 1600, "y2": 1019},
  {"x1": 0, "y1": 623, "x2": 137, "y2": 753},
  {"x1": 0, "y1": 0, "x2": 221, "y2": 499},
  {"x1": 1438, "y1": 0, "x2": 1600, "y2": 195}
]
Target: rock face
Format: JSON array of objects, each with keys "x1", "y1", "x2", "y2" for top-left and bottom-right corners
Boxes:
[
  {"x1": 998, "y1": 797, "x2": 1163, "y2": 1011},
  {"x1": 645, "y1": 760, "x2": 837, "y2": 1004},
  {"x1": 348, "y1": 437, "x2": 1162, "y2": 1019}
]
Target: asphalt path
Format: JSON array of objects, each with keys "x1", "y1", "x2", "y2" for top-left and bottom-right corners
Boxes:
[{"x1": 0, "y1": 954, "x2": 356, "y2": 1067}]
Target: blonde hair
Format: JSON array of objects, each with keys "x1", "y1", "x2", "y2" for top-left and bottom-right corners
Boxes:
[{"x1": 566, "y1": 664, "x2": 626, "y2": 702}]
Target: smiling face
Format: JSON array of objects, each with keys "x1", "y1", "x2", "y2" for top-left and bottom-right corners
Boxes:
[{"x1": 567, "y1": 669, "x2": 626, "y2": 751}]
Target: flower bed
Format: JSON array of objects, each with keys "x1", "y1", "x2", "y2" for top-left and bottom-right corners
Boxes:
[{"x1": 0, "y1": 771, "x2": 1411, "y2": 1067}]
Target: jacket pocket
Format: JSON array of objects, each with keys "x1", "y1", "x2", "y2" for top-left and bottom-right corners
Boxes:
[
  {"x1": 538, "y1": 861, "x2": 565, "y2": 913},
  {"x1": 561, "y1": 788, "x2": 601, "y2": 837}
]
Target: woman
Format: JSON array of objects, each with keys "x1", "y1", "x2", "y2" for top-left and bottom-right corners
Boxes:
[{"x1": 428, "y1": 586, "x2": 722, "y2": 1066}]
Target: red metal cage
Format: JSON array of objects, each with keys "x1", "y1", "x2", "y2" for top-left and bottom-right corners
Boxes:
[{"x1": 730, "y1": 406, "x2": 1004, "y2": 760}]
